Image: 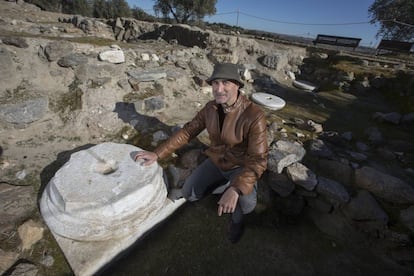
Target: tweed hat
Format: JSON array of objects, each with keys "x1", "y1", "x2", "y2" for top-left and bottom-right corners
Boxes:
[{"x1": 206, "y1": 63, "x2": 244, "y2": 88}]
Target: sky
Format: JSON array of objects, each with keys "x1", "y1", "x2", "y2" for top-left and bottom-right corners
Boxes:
[{"x1": 126, "y1": 0, "x2": 381, "y2": 47}]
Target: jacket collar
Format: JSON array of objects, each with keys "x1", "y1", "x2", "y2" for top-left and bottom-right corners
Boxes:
[{"x1": 216, "y1": 91, "x2": 245, "y2": 114}]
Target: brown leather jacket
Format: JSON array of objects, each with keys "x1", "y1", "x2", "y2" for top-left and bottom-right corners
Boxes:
[{"x1": 154, "y1": 93, "x2": 268, "y2": 195}]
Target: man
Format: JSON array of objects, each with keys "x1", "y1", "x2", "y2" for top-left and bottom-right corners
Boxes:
[{"x1": 135, "y1": 63, "x2": 268, "y2": 243}]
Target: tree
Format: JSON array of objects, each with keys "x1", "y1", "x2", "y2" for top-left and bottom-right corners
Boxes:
[
  {"x1": 92, "y1": 0, "x2": 107, "y2": 18},
  {"x1": 111, "y1": 0, "x2": 131, "y2": 18},
  {"x1": 25, "y1": 0, "x2": 62, "y2": 12},
  {"x1": 131, "y1": 6, "x2": 157, "y2": 22},
  {"x1": 369, "y1": 0, "x2": 414, "y2": 41},
  {"x1": 153, "y1": 0, "x2": 217, "y2": 24},
  {"x1": 92, "y1": 0, "x2": 131, "y2": 19},
  {"x1": 62, "y1": 0, "x2": 92, "y2": 16}
]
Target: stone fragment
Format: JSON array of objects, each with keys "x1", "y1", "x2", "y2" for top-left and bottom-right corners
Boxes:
[
  {"x1": 286, "y1": 162, "x2": 317, "y2": 191},
  {"x1": 0, "y1": 97, "x2": 48, "y2": 124},
  {"x1": 18, "y1": 219, "x2": 44, "y2": 251},
  {"x1": 99, "y1": 49, "x2": 125, "y2": 63},
  {"x1": 316, "y1": 176, "x2": 350, "y2": 207},
  {"x1": 267, "y1": 140, "x2": 306, "y2": 174},
  {"x1": 127, "y1": 68, "x2": 167, "y2": 82},
  {"x1": 57, "y1": 53, "x2": 88, "y2": 68},
  {"x1": 1, "y1": 36, "x2": 28, "y2": 48},
  {"x1": 0, "y1": 184, "x2": 35, "y2": 229},
  {"x1": 259, "y1": 53, "x2": 288, "y2": 70},
  {"x1": 308, "y1": 139, "x2": 333, "y2": 158},
  {"x1": 0, "y1": 249, "x2": 19, "y2": 275},
  {"x1": 44, "y1": 41, "x2": 74, "y2": 62},
  {"x1": 8, "y1": 262, "x2": 38, "y2": 276}
]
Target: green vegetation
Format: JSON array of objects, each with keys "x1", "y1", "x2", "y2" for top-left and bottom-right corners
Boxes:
[
  {"x1": 50, "y1": 79, "x2": 83, "y2": 122},
  {"x1": 153, "y1": 0, "x2": 217, "y2": 24},
  {"x1": 26, "y1": 0, "x2": 132, "y2": 19},
  {"x1": 123, "y1": 82, "x2": 164, "y2": 102},
  {"x1": 369, "y1": 0, "x2": 414, "y2": 41},
  {"x1": 1, "y1": 80, "x2": 32, "y2": 104}
]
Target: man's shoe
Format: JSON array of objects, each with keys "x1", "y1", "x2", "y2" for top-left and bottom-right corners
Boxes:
[{"x1": 228, "y1": 220, "x2": 244, "y2": 243}]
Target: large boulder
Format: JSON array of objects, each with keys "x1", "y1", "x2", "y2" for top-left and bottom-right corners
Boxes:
[{"x1": 355, "y1": 166, "x2": 414, "y2": 204}]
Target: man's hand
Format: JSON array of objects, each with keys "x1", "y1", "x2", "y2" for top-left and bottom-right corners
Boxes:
[
  {"x1": 217, "y1": 187, "x2": 240, "y2": 216},
  {"x1": 134, "y1": 151, "x2": 158, "y2": 166}
]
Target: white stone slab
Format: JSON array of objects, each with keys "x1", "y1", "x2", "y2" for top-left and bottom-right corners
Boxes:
[
  {"x1": 98, "y1": 49, "x2": 125, "y2": 64},
  {"x1": 251, "y1": 92, "x2": 286, "y2": 110},
  {"x1": 293, "y1": 79, "x2": 317, "y2": 91},
  {"x1": 51, "y1": 197, "x2": 185, "y2": 276},
  {"x1": 40, "y1": 142, "x2": 186, "y2": 275}
]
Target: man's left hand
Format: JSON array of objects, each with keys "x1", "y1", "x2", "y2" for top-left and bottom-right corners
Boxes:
[{"x1": 217, "y1": 187, "x2": 240, "y2": 216}]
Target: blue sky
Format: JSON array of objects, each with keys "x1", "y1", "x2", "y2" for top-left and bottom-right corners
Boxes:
[{"x1": 126, "y1": 0, "x2": 380, "y2": 47}]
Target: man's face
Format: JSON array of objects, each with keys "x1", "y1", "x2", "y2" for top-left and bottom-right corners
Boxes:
[{"x1": 211, "y1": 79, "x2": 239, "y2": 106}]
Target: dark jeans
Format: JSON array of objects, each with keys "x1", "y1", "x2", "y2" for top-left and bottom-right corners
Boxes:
[{"x1": 181, "y1": 158, "x2": 257, "y2": 223}]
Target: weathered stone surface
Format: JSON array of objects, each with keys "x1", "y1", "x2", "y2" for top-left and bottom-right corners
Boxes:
[
  {"x1": 355, "y1": 166, "x2": 414, "y2": 204},
  {"x1": 316, "y1": 176, "x2": 350, "y2": 207},
  {"x1": 163, "y1": 24, "x2": 210, "y2": 48},
  {"x1": 316, "y1": 159, "x2": 353, "y2": 186},
  {"x1": 0, "y1": 248, "x2": 19, "y2": 275},
  {"x1": 364, "y1": 127, "x2": 383, "y2": 144},
  {"x1": 346, "y1": 190, "x2": 386, "y2": 219},
  {"x1": 0, "y1": 184, "x2": 35, "y2": 229},
  {"x1": 1, "y1": 36, "x2": 28, "y2": 48},
  {"x1": 8, "y1": 262, "x2": 38, "y2": 276},
  {"x1": 127, "y1": 68, "x2": 167, "y2": 82},
  {"x1": 0, "y1": 48, "x2": 16, "y2": 88},
  {"x1": 98, "y1": 49, "x2": 125, "y2": 64},
  {"x1": 41, "y1": 142, "x2": 168, "y2": 241},
  {"x1": 265, "y1": 171, "x2": 295, "y2": 197},
  {"x1": 286, "y1": 162, "x2": 317, "y2": 191},
  {"x1": 57, "y1": 53, "x2": 88, "y2": 68},
  {"x1": 267, "y1": 140, "x2": 306, "y2": 174},
  {"x1": 343, "y1": 190, "x2": 388, "y2": 228},
  {"x1": 308, "y1": 209, "x2": 365, "y2": 243},
  {"x1": 40, "y1": 142, "x2": 185, "y2": 275},
  {"x1": 44, "y1": 41, "x2": 74, "y2": 62},
  {"x1": 144, "y1": 96, "x2": 164, "y2": 111},
  {"x1": 308, "y1": 139, "x2": 334, "y2": 158},
  {"x1": 259, "y1": 53, "x2": 288, "y2": 70},
  {"x1": 0, "y1": 97, "x2": 48, "y2": 124}
]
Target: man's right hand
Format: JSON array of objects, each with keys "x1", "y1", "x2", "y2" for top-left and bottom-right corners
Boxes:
[{"x1": 134, "y1": 151, "x2": 158, "y2": 166}]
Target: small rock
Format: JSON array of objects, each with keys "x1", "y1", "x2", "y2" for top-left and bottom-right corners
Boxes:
[
  {"x1": 99, "y1": 49, "x2": 125, "y2": 64},
  {"x1": 18, "y1": 219, "x2": 44, "y2": 251},
  {"x1": 0, "y1": 249, "x2": 19, "y2": 275},
  {"x1": 9, "y1": 262, "x2": 38, "y2": 276}
]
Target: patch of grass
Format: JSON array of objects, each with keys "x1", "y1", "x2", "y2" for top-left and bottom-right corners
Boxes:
[
  {"x1": 123, "y1": 82, "x2": 164, "y2": 102},
  {"x1": 1, "y1": 79, "x2": 35, "y2": 104},
  {"x1": 50, "y1": 79, "x2": 83, "y2": 122}
]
